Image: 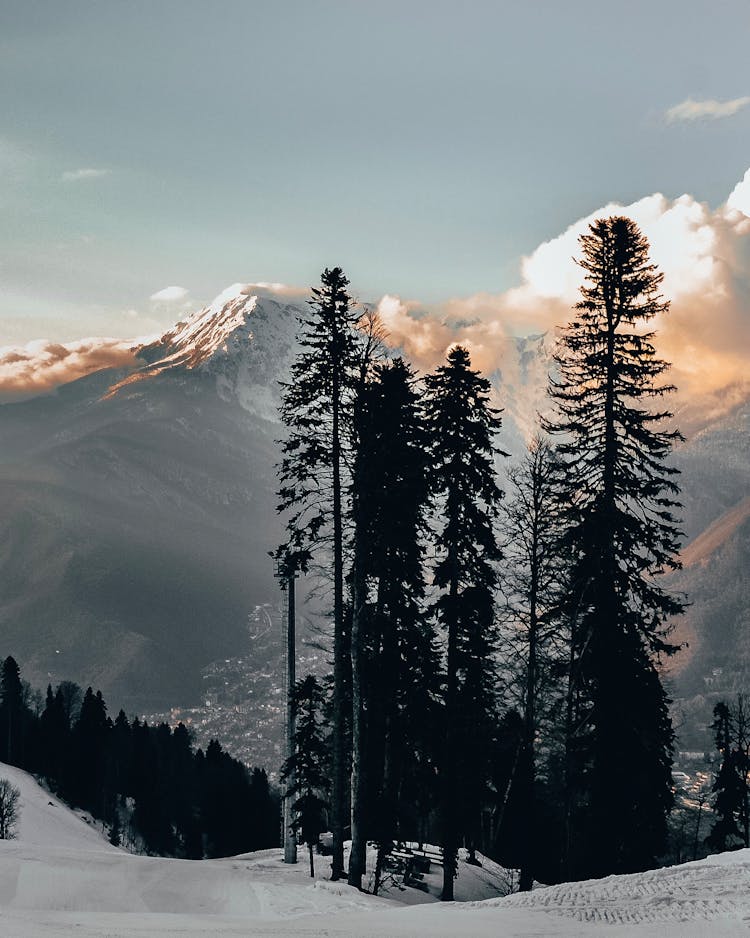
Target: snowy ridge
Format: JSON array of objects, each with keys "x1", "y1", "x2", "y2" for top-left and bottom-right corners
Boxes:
[
  {"x1": 111, "y1": 286, "x2": 305, "y2": 422},
  {"x1": 151, "y1": 286, "x2": 259, "y2": 369}
]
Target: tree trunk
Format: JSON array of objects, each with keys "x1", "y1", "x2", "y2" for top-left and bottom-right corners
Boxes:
[
  {"x1": 441, "y1": 540, "x2": 459, "y2": 901},
  {"x1": 331, "y1": 369, "x2": 347, "y2": 881},
  {"x1": 309, "y1": 842, "x2": 315, "y2": 878},
  {"x1": 348, "y1": 533, "x2": 367, "y2": 888},
  {"x1": 519, "y1": 499, "x2": 539, "y2": 892},
  {"x1": 283, "y1": 574, "x2": 298, "y2": 864}
]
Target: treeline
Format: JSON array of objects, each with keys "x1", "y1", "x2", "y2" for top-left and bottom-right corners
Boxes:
[
  {"x1": 0, "y1": 655, "x2": 278, "y2": 857},
  {"x1": 276, "y1": 216, "x2": 686, "y2": 894}
]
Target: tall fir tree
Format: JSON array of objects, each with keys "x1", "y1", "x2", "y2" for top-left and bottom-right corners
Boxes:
[
  {"x1": 424, "y1": 346, "x2": 503, "y2": 901},
  {"x1": 277, "y1": 267, "x2": 362, "y2": 880},
  {"x1": 0, "y1": 656, "x2": 26, "y2": 766},
  {"x1": 545, "y1": 216, "x2": 684, "y2": 878},
  {"x1": 350, "y1": 358, "x2": 440, "y2": 891}
]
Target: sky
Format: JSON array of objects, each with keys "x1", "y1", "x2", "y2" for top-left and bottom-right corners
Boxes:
[{"x1": 1, "y1": 0, "x2": 750, "y2": 385}]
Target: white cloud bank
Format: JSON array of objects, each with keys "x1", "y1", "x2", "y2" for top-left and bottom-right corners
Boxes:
[{"x1": 665, "y1": 96, "x2": 750, "y2": 123}]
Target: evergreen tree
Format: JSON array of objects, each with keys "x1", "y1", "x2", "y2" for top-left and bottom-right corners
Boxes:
[
  {"x1": 545, "y1": 216, "x2": 684, "y2": 878},
  {"x1": 68, "y1": 688, "x2": 109, "y2": 815},
  {"x1": 277, "y1": 267, "x2": 362, "y2": 880},
  {"x1": 350, "y1": 359, "x2": 440, "y2": 891},
  {"x1": 38, "y1": 685, "x2": 68, "y2": 784},
  {"x1": 281, "y1": 675, "x2": 331, "y2": 878},
  {"x1": 424, "y1": 346, "x2": 503, "y2": 900},
  {"x1": 706, "y1": 698, "x2": 750, "y2": 852},
  {"x1": 0, "y1": 656, "x2": 26, "y2": 766}
]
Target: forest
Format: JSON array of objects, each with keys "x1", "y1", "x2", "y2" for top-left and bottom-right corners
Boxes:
[
  {"x1": 273, "y1": 215, "x2": 742, "y2": 895},
  {"x1": 0, "y1": 655, "x2": 278, "y2": 857}
]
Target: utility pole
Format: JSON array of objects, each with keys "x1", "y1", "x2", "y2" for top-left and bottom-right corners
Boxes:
[{"x1": 275, "y1": 554, "x2": 298, "y2": 864}]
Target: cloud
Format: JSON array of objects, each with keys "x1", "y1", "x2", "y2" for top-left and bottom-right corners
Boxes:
[
  {"x1": 665, "y1": 96, "x2": 750, "y2": 123},
  {"x1": 726, "y1": 167, "x2": 750, "y2": 218},
  {"x1": 377, "y1": 168, "x2": 750, "y2": 432},
  {"x1": 150, "y1": 285, "x2": 190, "y2": 304},
  {"x1": 0, "y1": 338, "x2": 138, "y2": 402},
  {"x1": 61, "y1": 167, "x2": 111, "y2": 182}
]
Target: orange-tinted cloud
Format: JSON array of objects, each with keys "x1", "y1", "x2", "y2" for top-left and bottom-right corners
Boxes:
[{"x1": 0, "y1": 338, "x2": 139, "y2": 402}]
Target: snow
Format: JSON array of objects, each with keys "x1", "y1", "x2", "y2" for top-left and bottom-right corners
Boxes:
[
  {"x1": 159, "y1": 290, "x2": 258, "y2": 365},
  {"x1": 1, "y1": 762, "x2": 750, "y2": 936}
]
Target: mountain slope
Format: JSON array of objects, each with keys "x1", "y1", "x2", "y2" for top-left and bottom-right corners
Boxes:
[{"x1": 0, "y1": 291, "x2": 301, "y2": 711}]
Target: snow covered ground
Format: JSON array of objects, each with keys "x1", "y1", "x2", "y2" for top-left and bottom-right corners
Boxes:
[{"x1": 1, "y1": 762, "x2": 749, "y2": 936}]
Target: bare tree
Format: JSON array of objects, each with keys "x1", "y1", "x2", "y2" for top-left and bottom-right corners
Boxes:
[
  {"x1": 0, "y1": 778, "x2": 21, "y2": 839},
  {"x1": 498, "y1": 436, "x2": 567, "y2": 890}
]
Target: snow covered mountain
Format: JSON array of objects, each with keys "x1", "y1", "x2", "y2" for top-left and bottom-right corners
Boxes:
[{"x1": 0, "y1": 289, "x2": 304, "y2": 712}]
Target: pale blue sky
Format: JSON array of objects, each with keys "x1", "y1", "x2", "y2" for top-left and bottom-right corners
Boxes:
[{"x1": 1, "y1": 0, "x2": 749, "y2": 342}]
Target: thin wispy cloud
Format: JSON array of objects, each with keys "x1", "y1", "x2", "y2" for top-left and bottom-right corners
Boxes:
[
  {"x1": 665, "y1": 96, "x2": 750, "y2": 123},
  {"x1": 61, "y1": 167, "x2": 111, "y2": 182}
]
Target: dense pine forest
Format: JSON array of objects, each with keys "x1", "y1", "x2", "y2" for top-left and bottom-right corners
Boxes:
[
  {"x1": 0, "y1": 655, "x2": 278, "y2": 857},
  {"x1": 1, "y1": 216, "x2": 746, "y2": 891}
]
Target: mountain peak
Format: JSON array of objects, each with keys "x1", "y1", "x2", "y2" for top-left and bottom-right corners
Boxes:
[
  {"x1": 141, "y1": 286, "x2": 260, "y2": 370},
  {"x1": 105, "y1": 286, "x2": 304, "y2": 421}
]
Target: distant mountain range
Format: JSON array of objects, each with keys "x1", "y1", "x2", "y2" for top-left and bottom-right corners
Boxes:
[{"x1": 0, "y1": 285, "x2": 747, "y2": 748}]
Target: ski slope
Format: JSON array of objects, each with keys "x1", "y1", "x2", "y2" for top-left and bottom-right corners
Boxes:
[{"x1": 1, "y1": 762, "x2": 749, "y2": 936}]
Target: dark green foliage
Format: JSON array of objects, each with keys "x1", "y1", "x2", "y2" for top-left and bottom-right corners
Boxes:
[
  {"x1": 545, "y1": 216, "x2": 684, "y2": 879},
  {"x1": 350, "y1": 359, "x2": 440, "y2": 889},
  {"x1": 66, "y1": 687, "x2": 109, "y2": 816},
  {"x1": 706, "y1": 698, "x2": 750, "y2": 852},
  {"x1": 0, "y1": 656, "x2": 26, "y2": 766},
  {"x1": 0, "y1": 657, "x2": 279, "y2": 859},
  {"x1": 282, "y1": 675, "x2": 330, "y2": 876},
  {"x1": 424, "y1": 346, "x2": 503, "y2": 900},
  {"x1": 277, "y1": 266, "x2": 361, "y2": 561}
]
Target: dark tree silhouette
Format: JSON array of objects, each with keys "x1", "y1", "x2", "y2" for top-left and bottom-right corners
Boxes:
[
  {"x1": 277, "y1": 267, "x2": 361, "y2": 880},
  {"x1": 424, "y1": 346, "x2": 503, "y2": 900},
  {"x1": 0, "y1": 778, "x2": 21, "y2": 839},
  {"x1": 545, "y1": 216, "x2": 684, "y2": 879},
  {"x1": 350, "y1": 359, "x2": 440, "y2": 892},
  {"x1": 499, "y1": 437, "x2": 567, "y2": 890},
  {"x1": 706, "y1": 697, "x2": 750, "y2": 852},
  {"x1": 282, "y1": 675, "x2": 331, "y2": 878},
  {"x1": 0, "y1": 656, "x2": 26, "y2": 766}
]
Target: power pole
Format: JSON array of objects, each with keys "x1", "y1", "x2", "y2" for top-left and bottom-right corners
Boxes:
[{"x1": 275, "y1": 554, "x2": 298, "y2": 864}]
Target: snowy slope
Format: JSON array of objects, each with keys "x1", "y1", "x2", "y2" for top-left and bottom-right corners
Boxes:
[
  {"x1": 1, "y1": 762, "x2": 750, "y2": 936},
  {"x1": 0, "y1": 762, "x2": 114, "y2": 852}
]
